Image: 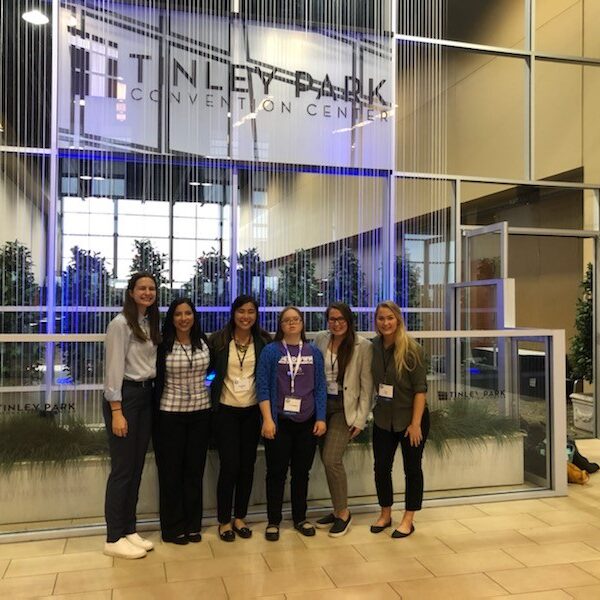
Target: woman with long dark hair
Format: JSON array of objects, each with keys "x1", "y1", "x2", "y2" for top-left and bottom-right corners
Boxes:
[
  {"x1": 209, "y1": 295, "x2": 272, "y2": 542},
  {"x1": 154, "y1": 297, "x2": 211, "y2": 544},
  {"x1": 370, "y1": 301, "x2": 428, "y2": 538},
  {"x1": 103, "y1": 272, "x2": 161, "y2": 559},
  {"x1": 313, "y1": 302, "x2": 373, "y2": 537},
  {"x1": 256, "y1": 306, "x2": 327, "y2": 542}
]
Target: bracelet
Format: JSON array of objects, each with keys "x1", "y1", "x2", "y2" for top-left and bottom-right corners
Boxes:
[{"x1": 111, "y1": 407, "x2": 122, "y2": 412}]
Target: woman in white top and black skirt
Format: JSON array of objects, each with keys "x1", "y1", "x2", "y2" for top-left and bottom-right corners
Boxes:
[
  {"x1": 103, "y1": 272, "x2": 160, "y2": 559},
  {"x1": 154, "y1": 298, "x2": 212, "y2": 544}
]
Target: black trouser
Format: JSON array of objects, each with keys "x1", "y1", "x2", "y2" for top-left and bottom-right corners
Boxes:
[
  {"x1": 103, "y1": 384, "x2": 153, "y2": 543},
  {"x1": 155, "y1": 408, "x2": 211, "y2": 539},
  {"x1": 372, "y1": 408, "x2": 430, "y2": 511},
  {"x1": 264, "y1": 417, "x2": 317, "y2": 526},
  {"x1": 216, "y1": 404, "x2": 261, "y2": 524}
]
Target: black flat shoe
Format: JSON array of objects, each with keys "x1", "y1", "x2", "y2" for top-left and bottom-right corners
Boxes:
[
  {"x1": 186, "y1": 532, "x2": 202, "y2": 543},
  {"x1": 265, "y1": 524, "x2": 280, "y2": 542},
  {"x1": 218, "y1": 526, "x2": 235, "y2": 542},
  {"x1": 391, "y1": 524, "x2": 415, "y2": 538},
  {"x1": 163, "y1": 534, "x2": 188, "y2": 545},
  {"x1": 294, "y1": 520, "x2": 316, "y2": 537},
  {"x1": 370, "y1": 520, "x2": 392, "y2": 534},
  {"x1": 232, "y1": 524, "x2": 252, "y2": 539}
]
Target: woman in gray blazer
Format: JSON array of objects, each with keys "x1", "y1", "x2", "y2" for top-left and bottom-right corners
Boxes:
[{"x1": 314, "y1": 302, "x2": 374, "y2": 537}]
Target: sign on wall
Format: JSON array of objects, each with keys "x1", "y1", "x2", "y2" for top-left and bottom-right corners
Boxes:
[{"x1": 58, "y1": 4, "x2": 393, "y2": 169}]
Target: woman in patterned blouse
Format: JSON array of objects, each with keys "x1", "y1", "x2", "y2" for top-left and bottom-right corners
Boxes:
[{"x1": 154, "y1": 298, "x2": 212, "y2": 544}]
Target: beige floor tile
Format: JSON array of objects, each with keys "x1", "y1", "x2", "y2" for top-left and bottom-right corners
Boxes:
[
  {"x1": 416, "y1": 505, "x2": 488, "y2": 522},
  {"x1": 0, "y1": 573, "x2": 56, "y2": 598},
  {"x1": 487, "y1": 591, "x2": 574, "y2": 600},
  {"x1": 474, "y1": 499, "x2": 557, "y2": 516},
  {"x1": 439, "y1": 529, "x2": 535, "y2": 552},
  {"x1": 406, "y1": 518, "x2": 474, "y2": 537},
  {"x1": 324, "y1": 557, "x2": 432, "y2": 587},
  {"x1": 353, "y1": 537, "x2": 455, "y2": 561},
  {"x1": 113, "y1": 539, "x2": 213, "y2": 566},
  {"x1": 54, "y1": 563, "x2": 165, "y2": 595},
  {"x1": 207, "y1": 527, "x2": 306, "y2": 557},
  {"x1": 0, "y1": 559, "x2": 8, "y2": 577},
  {"x1": 417, "y1": 548, "x2": 524, "y2": 576},
  {"x1": 539, "y1": 497, "x2": 582, "y2": 510},
  {"x1": 5, "y1": 551, "x2": 113, "y2": 578},
  {"x1": 486, "y1": 563, "x2": 600, "y2": 594},
  {"x1": 459, "y1": 514, "x2": 548, "y2": 533},
  {"x1": 503, "y1": 542, "x2": 600, "y2": 567},
  {"x1": 535, "y1": 509, "x2": 600, "y2": 526},
  {"x1": 285, "y1": 582, "x2": 400, "y2": 599},
  {"x1": 389, "y1": 572, "x2": 507, "y2": 599},
  {"x1": 112, "y1": 577, "x2": 228, "y2": 599},
  {"x1": 64, "y1": 536, "x2": 106, "y2": 554},
  {"x1": 519, "y1": 523, "x2": 600, "y2": 544},
  {"x1": 37, "y1": 592, "x2": 112, "y2": 600},
  {"x1": 573, "y1": 558, "x2": 600, "y2": 578},
  {"x1": 564, "y1": 583, "x2": 600, "y2": 599},
  {"x1": 222, "y1": 566, "x2": 334, "y2": 598},
  {"x1": 262, "y1": 545, "x2": 365, "y2": 570},
  {"x1": 165, "y1": 553, "x2": 269, "y2": 582},
  {"x1": 0, "y1": 538, "x2": 66, "y2": 560}
]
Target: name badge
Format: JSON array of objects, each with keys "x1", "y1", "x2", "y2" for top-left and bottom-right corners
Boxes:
[
  {"x1": 233, "y1": 377, "x2": 251, "y2": 392},
  {"x1": 327, "y1": 381, "x2": 339, "y2": 395},
  {"x1": 378, "y1": 383, "x2": 394, "y2": 400},
  {"x1": 284, "y1": 395, "x2": 302, "y2": 413}
]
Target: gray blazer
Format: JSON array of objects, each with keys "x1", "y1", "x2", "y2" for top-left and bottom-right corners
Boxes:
[{"x1": 314, "y1": 331, "x2": 374, "y2": 430}]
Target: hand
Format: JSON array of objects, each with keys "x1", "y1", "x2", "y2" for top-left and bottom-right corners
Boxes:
[
  {"x1": 349, "y1": 426, "x2": 362, "y2": 440},
  {"x1": 112, "y1": 412, "x2": 128, "y2": 437},
  {"x1": 405, "y1": 423, "x2": 422, "y2": 447},
  {"x1": 313, "y1": 420, "x2": 327, "y2": 437},
  {"x1": 261, "y1": 419, "x2": 276, "y2": 440}
]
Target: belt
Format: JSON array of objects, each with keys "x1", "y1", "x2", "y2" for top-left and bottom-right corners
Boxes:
[{"x1": 122, "y1": 379, "x2": 155, "y2": 389}]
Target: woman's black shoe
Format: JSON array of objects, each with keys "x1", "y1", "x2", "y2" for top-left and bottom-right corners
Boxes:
[
  {"x1": 265, "y1": 524, "x2": 280, "y2": 542},
  {"x1": 370, "y1": 520, "x2": 392, "y2": 534},
  {"x1": 294, "y1": 520, "x2": 316, "y2": 537},
  {"x1": 232, "y1": 524, "x2": 252, "y2": 539},
  {"x1": 391, "y1": 524, "x2": 415, "y2": 538},
  {"x1": 163, "y1": 534, "x2": 189, "y2": 545},
  {"x1": 218, "y1": 526, "x2": 235, "y2": 542},
  {"x1": 187, "y1": 532, "x2": 202, "y2": 543}
]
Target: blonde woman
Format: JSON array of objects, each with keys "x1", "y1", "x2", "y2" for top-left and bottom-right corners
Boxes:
[{"x1": 370, "y1": 301, "x2": 428, "y2": 538}]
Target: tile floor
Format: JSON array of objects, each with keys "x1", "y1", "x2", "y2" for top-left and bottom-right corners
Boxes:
[{"x1": 2, "y1": 440, "x2": 600, "y2": 599}]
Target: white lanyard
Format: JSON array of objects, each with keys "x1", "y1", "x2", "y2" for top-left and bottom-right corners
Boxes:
[{"x1": 282, "y1": 341, "x2": 303, "y2": 395}]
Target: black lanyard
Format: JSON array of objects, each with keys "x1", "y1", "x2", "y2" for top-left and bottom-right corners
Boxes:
[
  {"x1": 179, "y1": 343, "x2": 193, "y2": 368},
  {"x1": 234, "y1": 339, "x2": 250, "y2": 373}
]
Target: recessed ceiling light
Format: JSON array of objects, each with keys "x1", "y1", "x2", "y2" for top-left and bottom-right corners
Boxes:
[
  {"x1": 189, "y1": 181, "x2": 202, "y2": 186},
  {"x1": 93, "y1": 176, "x2": 105, "y2": 181},
  {"x1": 79, "y1": 175, "x2": 92, "y2": 180},
  {"x1": 22, "y1": 10, "x2": 49, "y2": 25},
  {"x1": 201, "y1": 183, "x2": 213, "y2": 187}
]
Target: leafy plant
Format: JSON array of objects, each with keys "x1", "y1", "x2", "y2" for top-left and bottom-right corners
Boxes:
[
  {"x1": 570, "y1": 262, "x2": 593, "y2": 383},
  {"x1": 0, "y1": 414, "x2": 108, "y2": 472},
  {"x1": 237, "y1": 247, "x2": 265, "y2": 301},
  {"x1": 395, "y1": 253, "x2": 422, "y2": 330}
]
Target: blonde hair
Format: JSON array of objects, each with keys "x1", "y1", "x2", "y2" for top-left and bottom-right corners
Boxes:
[{"x1": 375, "y1": 301, "x2": 421, "y2": 374}]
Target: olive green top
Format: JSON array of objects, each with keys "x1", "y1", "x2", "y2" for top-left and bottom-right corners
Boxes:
[{"x1": 371, "y1": 336, "x2": 427, "y2": 432}]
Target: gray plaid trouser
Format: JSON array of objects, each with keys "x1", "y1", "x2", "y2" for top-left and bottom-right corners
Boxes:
[{"x1": 319, "y1": 397, "x2": 352, "y2": 513}]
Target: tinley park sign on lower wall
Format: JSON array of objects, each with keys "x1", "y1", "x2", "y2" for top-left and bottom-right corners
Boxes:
[{"x1": 58, "y1": 5, "x2": 393, "y2": 169}]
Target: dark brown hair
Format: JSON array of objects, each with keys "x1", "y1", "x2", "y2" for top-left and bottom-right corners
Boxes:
[
  {"x1": 326, "y1": 302, "x2": 356, "y2": 384},
  {"x1": 122, "y1": 272, "x2": 161, "y2": 345},
  {"x1": 274, "y1": 306, "x2": 307, "y2": 342}
]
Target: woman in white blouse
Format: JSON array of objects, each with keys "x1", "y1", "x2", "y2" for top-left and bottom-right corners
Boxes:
[
  {"x1": 154, "y1": 298, "x2": 212, "y2": 544},
  {"x1": 103, "y1": 272, "x2": 161, "y2": 559}
]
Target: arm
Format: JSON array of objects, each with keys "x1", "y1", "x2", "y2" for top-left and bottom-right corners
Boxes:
[
  {"x1": 352, "y1": 339, "x2": 374, "y2": 432},
  {"x1": 104, "y1": 317, "x2": 129, "y2": 437},
  {"x1": 256, "y1": 345, "x2": 276, "y2": 439},
  {"x1": 312, "y1": 345, "x2": 327, "y2": 437},
  {"x1": 405, "y1": 346, "x2": 428, "y2": 447}
]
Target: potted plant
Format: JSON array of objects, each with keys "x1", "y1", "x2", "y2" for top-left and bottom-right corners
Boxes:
[{"x1": 570, "y1": 263, "x2": 594, "y2": 433}]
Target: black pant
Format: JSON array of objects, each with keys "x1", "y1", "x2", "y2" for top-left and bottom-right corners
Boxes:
[
  {"x1": 155, "y1": 409, "x2": 211, "y2": 539},
  {"x1": 216, "y1": 404, "x2": 261, "y2": 524},
  {"x1": 103, "y1": 385, "x2": 153, "y2": 543},
  {"x1": 264, "y1": 417, "x2": 317, "y2": 525},
  {"x1": 373, "y1": 408, "x2": 430, "y2": 511}
]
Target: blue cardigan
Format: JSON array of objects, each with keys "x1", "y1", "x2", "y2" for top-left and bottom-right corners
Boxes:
[{"x1": 256, "y1": 341, "x2": 327, "y2": 426}]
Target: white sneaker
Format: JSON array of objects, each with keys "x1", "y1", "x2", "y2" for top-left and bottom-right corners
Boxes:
[
  {"x1": 126, "y1": 532, "x2": 154, "y2": 551},
  {"x1": 104, "y1": 537, "x2": 147, "y2": 559}
]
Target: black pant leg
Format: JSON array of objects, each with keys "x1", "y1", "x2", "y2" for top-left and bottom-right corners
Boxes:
[
  {"x1": 289, "y1": 418, "x2": 317, "y2": 524},
  {"x1": 216, "y1": 406, "x2": 242, "y2": 524},
  {"x1": 234, "y1": 405, "x2": 261, "y2": 520},
  {"x1": 156, "y1": 411, "x2": 187, "y2": 539},
  {"x1": 103, "y1": 386, "x2": 152, "y2": 543},
  {"x1": 264, "y1": 418, "x2": 293, "y2": 525},
  {"x1": 398, "y1": 408, "x2": 430, "y2": 511},
  {"x1": 372, "y1": 422, "x2": 400, "y2": 508},
  {"x1": 183, "y1": 409, "x2": 211, "y2": 534}
]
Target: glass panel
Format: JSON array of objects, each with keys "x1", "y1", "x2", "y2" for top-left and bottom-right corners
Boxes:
[
  {"x1": 463, "y1": 232, "x2": 502, "y2": 281},
  {"x1": 397, "y1": 44, "x2": 526, "y2": 179},
  {"x1": 0, "y1": 0, "x2": 52, "y2": 148},
  {"x1": 399, "y1": 0, "x2": 526, "y2": 50},
  {"x1": 458, "y1": 285, "x2": 499, "y2": 331}
]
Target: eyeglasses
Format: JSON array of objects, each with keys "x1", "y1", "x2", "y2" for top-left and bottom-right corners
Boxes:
[
  {"x1": 328, "y1": 317, "x2": 347, "y2": 324},
  {"x1": 281, "y1": 317, "x2": 301, "y2": 325}
]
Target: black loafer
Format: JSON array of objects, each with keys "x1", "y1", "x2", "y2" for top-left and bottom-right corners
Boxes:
[
  {"x1": 294, "y1": 520, "x2": 316, "y2": 537},
  {"x1": 370, "y1": 520, "x2": 392, "y2": 534},
  {"x1": 315, "y1": 513, "x2": 335, "y2": 529},
  {"x1": 218, "y1": 526, "x2": 235, "y2": 542},
  {"x1": 232, "y1": 524, "x2": 252, "y2": 539},
  {"x1": 265, "y1": 524, "x2": 279, "y2": 542},
  {"x1": 391, "y1": 524, "x2": 415, "y2": 538},
  {"x1": 186, "y1": 532, "x2": 202, "y2": 543},
  {"x1": 163, "y1": 534, "x2": 188, "y2": 545}
]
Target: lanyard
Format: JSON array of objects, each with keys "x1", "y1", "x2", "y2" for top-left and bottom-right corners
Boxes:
[
  {"x1": 179, "y1": 343, "x2": 193, "y2": 368},
  {"x1": 282, "y1": 341, "x2": 303, "y2": 394},
  {"x1": 327, "y1": 340, "x2": 338, "y2": 380},
  {"x1": 234, "y1": 339, "x2": 250, "y2": 374}
]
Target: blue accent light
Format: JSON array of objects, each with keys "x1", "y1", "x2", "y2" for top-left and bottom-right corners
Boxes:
[{"x1": 468, "y1": 367, "x2": 481, "y2": 374}]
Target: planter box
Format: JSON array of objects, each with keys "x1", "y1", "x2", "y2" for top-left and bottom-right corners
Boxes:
[
  {"x1": 0, "y1": 435, "x2": 524, "y2": 526},
  {"x1": 571, "y1": 392, "x2": 595, "y2": 433}
]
